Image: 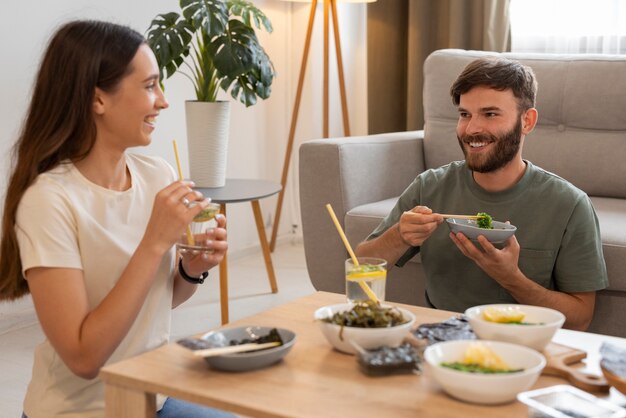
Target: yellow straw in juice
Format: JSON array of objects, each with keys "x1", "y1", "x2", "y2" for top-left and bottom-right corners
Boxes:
[
  {"x1": 172, "y1": 140, "x2": 195, "y2": 246},
  {"x1": 325, "y1": 203, "x2": 379, "y2": 304}
]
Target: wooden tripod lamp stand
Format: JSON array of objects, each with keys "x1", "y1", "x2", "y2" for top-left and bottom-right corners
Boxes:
[{"x1": 270, "y1": 0, "x2": 375, "y2": 251}]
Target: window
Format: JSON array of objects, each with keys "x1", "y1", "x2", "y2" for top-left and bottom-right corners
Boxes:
[{"x1": 510, "y1": 0, "x2": 626, "y2": 54}]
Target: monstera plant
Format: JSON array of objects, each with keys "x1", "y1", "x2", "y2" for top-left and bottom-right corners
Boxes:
[
  {"x1": 146, "y1": 0, "x2": 276, "y2": 187},
  {"x1": 146, "y1": 0, "x2": 275, "y2": 106}
]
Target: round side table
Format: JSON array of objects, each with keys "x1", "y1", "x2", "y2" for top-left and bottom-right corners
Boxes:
[{"x1": 196, "y1": 179, "x2": 282, "y2": 324}]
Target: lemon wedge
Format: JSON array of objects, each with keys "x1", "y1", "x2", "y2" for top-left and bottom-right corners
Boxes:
[
  {"x1": 193, "y1": 207, "x2": 218, "y2": 222},
  {"x1": 463, "y1": 342, "x2": 511, "y2": 370},
  {"x1": 482, "y1": 306, "x2": 526, "y2": 323}
]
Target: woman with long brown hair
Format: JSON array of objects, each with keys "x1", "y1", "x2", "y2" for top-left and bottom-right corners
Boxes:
[{"x1": 0, "y1": 20, "x2": 233, "y2": 418}]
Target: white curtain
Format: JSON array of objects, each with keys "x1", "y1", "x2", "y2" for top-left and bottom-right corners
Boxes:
[{"x1": 510, "y1": 0, "x2": 626, "y2": 54}]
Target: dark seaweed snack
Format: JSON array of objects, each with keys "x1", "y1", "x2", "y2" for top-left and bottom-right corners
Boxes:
[
  {"x1": 413, "y1": 315, "x2": 476, "y2": 346},
  {"x1": 229, "y1": 328, "x2": 283, "y2": 347},
  {"x1": 476, "y1": 212, "x2": 493, "y2": 229},
  {"x1": 177, "y1": 328, "x2": 284, "y2": 352},
  {"x1": 358, "y1": 343, "x2": 422, "y2": 376}
]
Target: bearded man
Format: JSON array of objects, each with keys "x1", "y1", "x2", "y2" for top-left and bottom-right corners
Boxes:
[{"x1": 356, "y1": 57, "x2": 607, "y2": 331}]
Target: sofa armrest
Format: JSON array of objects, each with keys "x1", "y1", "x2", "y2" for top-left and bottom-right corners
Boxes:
[{"x1": 299, "y1": 131, "x2": 425, "y2": 293}]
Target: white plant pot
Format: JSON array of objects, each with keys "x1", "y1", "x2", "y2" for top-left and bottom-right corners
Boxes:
[{"x1": 185, "y1": 101, "x2": 231, "y2": 187}]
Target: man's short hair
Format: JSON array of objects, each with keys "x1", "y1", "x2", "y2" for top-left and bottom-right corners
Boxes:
[{"x1": 450, "y1": 57, "x2": 538, "y2": 112}]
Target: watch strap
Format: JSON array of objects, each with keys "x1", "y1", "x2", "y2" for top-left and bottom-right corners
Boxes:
[{"x1": 178, "y1": 258, "x2": 208, "y2": 285}]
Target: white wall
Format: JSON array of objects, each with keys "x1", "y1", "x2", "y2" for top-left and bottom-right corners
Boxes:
[{"x1": 0, "y1": 1, "x2": 368, "y2": 314}]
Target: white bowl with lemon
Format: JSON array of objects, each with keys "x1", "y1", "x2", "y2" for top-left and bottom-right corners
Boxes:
[
  {"x1": 465, "y1": 304, "x2": 565, "y2": 351},
  {"x1": 424, "y1": 340, "x2": 546, "y2": 404}
]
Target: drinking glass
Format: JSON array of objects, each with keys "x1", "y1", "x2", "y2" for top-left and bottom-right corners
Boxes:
[
  {"x1": 176, "y1": 202, "x2": 221, "y2": 256},
  {"x1": 345, "y1": 257, "x2": 387, "y2": 303}
]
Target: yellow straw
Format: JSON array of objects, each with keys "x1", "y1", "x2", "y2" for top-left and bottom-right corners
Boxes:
[
  {"x1": 325, "y1": 203, "x2": 379, "y2": 304},
  {"x1": 172, "y1": 140, "x2": 195, "y2": 246}
]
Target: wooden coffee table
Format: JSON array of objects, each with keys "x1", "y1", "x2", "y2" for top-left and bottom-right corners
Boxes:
[{"x1": 100, "y1": 292, "x2": 626, "y2": 417}]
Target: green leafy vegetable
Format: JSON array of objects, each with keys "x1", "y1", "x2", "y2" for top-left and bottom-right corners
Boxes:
[
  {"x1": 476, "y1": 212, "x2": 493, "y2": 229},
  {"x1": 321, "y1": 300, "x2": 408, "y2": 340},
  {"x1": 440, "y1": 362, "x2": 523, "y2": 374},
  {"x1": 322, "y1": 300, "x2": 407, "y2": 328}
]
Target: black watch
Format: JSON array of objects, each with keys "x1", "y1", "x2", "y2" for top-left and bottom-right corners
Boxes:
[{"x1": 178, "y1": 258, "x2": 208, "y2": 284}]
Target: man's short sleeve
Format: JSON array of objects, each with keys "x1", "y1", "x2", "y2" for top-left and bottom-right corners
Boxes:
[
  {"x1": 554, "y1": 195, "x2": 608, "y2": 292},
  {"x1": 365, "y1": 177, "x2": 423, "y2": 267}
]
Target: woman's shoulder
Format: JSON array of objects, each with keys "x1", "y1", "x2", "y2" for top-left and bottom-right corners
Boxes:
[
  {"x1": 127, "y1": 153, "x2": 171, "y2": 171},
  {"x1": 24, "y1": 163, "x2": 75, "y2": 195},
  {"x1": 19, "y1": 166, "x2": 76, "y2": 215},
  {"x1": 126, "y1": 153, "x2": 176, "y2": 180}
]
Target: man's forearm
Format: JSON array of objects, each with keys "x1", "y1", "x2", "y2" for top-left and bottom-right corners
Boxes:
[
  {"x1": 497, "y1": 270, "x2": 595, "y2": 331},
  {"x1": 355, "y1": 224, "x2": 412, "y2": 269}
]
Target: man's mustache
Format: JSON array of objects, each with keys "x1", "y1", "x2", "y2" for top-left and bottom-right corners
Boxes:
[{"x1": 458, "y1": 133, "x2": 496, "y2": 143}]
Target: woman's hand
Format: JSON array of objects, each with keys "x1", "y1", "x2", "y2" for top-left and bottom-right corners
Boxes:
[
  {"x1": 140, "y1": 180, "x2": 210, "y2": 256},
  {"x1": 181, "y1": 214, "x2": 228, "y2": 277}
]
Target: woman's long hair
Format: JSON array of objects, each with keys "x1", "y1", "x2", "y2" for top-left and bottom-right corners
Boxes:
[{"x1": 0, "y1": 20, "x2": 145, "y2": 300}]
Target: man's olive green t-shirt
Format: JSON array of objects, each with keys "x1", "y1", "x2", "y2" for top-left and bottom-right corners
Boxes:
[{"x1": 367, "y1": 160, "x2": 608, "y2": 312}]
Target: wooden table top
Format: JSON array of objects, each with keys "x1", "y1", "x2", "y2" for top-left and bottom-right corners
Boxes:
[{"x1": 100, "y1": 292, "x2": 626, "y2": 418}]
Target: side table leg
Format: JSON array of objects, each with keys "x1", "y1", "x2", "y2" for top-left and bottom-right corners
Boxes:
[
  {"x1": 219, "y1": 203, "x2": 229, "y2": 324},
  {"x1": 251, "y1": 200, "x2": 278, "y2": 293}
]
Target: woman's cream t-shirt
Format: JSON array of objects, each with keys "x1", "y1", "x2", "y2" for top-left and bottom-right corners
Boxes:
[{"x1": 16, "y1": 154, "x2": 177, "y2": 418}]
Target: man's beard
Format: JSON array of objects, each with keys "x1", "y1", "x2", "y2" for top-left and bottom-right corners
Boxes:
[{"x1": 457, "y1": 119, "x2": 523, "y2": 173}]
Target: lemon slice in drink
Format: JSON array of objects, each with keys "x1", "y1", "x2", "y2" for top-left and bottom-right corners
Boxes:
[
  {"x1": 346, "y1": 263, "x2": 386, "y2": 280},
  {"x1": 193, "y1": 207, "x2": 219, "y2": 222},
  {"x1": 346, "y1": 270, "x2": 387, "y2": 280},
  {"x1": 482, "y1": 306, "x2": 526, "y2": 323}
]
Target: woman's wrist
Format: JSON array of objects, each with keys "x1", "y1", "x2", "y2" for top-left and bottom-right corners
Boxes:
[{"x1": 178, "y1": 258, "x2": 208, "y2": 285}]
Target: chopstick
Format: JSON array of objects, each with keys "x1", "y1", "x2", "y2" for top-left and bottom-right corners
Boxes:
[
  {"x1": 325, "y1": 203, "x2": 380, "y2": 304},
  {"x1": 172, "y1": 140, "x2": 195, "y2": 246},
  {"x1": 192, "y1": 342, "x2": 280, "y2": 357},
  {"x1": 439, "y1": 214, "x2": 486, "y2": 220}
]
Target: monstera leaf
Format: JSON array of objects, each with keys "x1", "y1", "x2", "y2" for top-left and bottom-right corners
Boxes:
[{"x1": 146, "y1": 0, "x2": 274, "y2": 106}]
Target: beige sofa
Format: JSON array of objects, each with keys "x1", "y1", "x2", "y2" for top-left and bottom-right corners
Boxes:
[{"x1": 299, "y1": 49, "x2": 626, "y2": 337}]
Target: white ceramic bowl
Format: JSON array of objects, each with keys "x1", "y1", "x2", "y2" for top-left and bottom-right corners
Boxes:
[
  {"x1": 314, "y1": 303, "x2": 416, "y2": 355},
  {"x1": 424, "y1": 340, "x2": 546, "y2": 405},
  {"x1": 446, "y1": 218, "x2": 516, "y2": 243},
  {"x1": 465, "y1": 304, "x2": 565, "y2": 351}
]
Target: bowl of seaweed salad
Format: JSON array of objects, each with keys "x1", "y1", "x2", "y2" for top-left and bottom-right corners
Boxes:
[{"x1": 315, "y1": 300, "x2": 415, "y2": 354}]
